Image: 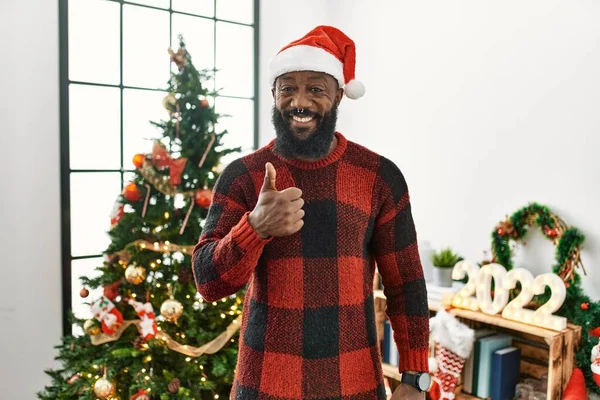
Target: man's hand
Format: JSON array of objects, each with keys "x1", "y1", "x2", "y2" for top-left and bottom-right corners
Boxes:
[
  {"x1": 390, "y1": 383, "x2": 425, "y2": 400},
  {"x1": 248, "y1": 162, "x2": 304, "y2": 239}
]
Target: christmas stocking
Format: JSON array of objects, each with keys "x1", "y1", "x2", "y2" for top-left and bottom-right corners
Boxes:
[
  {"x1": 128, "y1": 298, "x2": 158, "y2": 340},
  {"x1": 91, "y1": 296, "x2": 124, "y2": 335},
  {"x1": 428, "y1": 310, "x2": 475, "y2": 400}
]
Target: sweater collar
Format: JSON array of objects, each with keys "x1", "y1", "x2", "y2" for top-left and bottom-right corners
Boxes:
[{"x1": 267, "y1": 132, "x2": 347, "y2": 170}]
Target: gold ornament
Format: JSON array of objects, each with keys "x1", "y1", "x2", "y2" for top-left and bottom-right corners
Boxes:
[
  {"x1": 125, "y1": 264, "x2": 147, "y2": 285},
  {"x1": 162, "y1": 93, "x2": 177, "y2": 112},
  {"x1": 93, "y1": 377, "x2": 116, "y2": 399},
  {"x1": 84, "y1": 319, "x2": 101, "y2": 336},
  {"x1": 161, "y1": 298, "x2": 183, "y2": 323}
]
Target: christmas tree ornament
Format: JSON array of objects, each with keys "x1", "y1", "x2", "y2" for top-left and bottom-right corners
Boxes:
[
  {"x1": 162, "y1": 93, "x2": 177, "y2": 113},
  {"x1": 195, "y1": 189, "x2": 212, "y2": 208},
  {"x1": 178, "y1": 265, "x2": 192, "y2": 284},
  {"x1": 93, "y1": 375, "x2": 116, "y2": 399},
  {"x1": 581, "y1": 302, "x2": 590, "y2": 310},
  {"x1": 591, "y1": 339, "x2": 600, "y2": 387},
  {"x1": 133, "y1": 153, "x2": 145, "y2": 169},
  {"x1": 200, "y1": 98, "x2": 209, "y2": 108},
  {"x1": 125, "y1": 264, "x2": 147, "y2": 285},
  {"x1": 80, "y1": 287, "x2": 89, "y2": 298},
  {"x1": 428, "y1": 310, "x2": 475, "y2": 400},
  {"x1": 83, "y1": 319, "x2": 101, "y2": 336},
  {"x1": 123, "y1": 183, "x2": 142, "y2": 202},
  {"x1": 110, "y1": 196, "x2": 125, "y2": 228},
  {"x1": 130, "y1": 389, "x2": 151, "y2": 400},
  {"x1": 168, "y1": 378, "x2": 181, "y2": 393},
  {"x1": 91, "y1": 296, "x2": 124, "y2": 335},
  {"x1": 103, "y1": 280, "x2": 121, "y2": 301},
  {"x1": 168, "y1": 47, "x2": 187, "y2": 70},
  {"x1": 151, "y1": 142, "x2": 188, "y2": 185},
  {"x1": 161, "y1": 284, "x2": 183, "y2": 323},
  {"x1": 66, "y1": 373, "x2": 81, "y2": 384},
  {"x1": 132, "y1": 336, "x2": 147, "y2": 350},
  {"x1": 129, "y1": 298, "x2": 158, "y2": 340},
  {"x1": 198, "y1": 133, "x2": 216, "y2": 168},
  {"x1": 161, "y1": 298, "x2": 183, "y2": 323}
]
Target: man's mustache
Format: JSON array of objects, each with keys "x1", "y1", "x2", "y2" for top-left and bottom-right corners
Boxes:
[{"x1": 282, "y1": 108, "x2": 321, "y2": 119}]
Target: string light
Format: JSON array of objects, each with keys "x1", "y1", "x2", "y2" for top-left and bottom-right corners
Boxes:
[
  {"x1": 212, "y1": 302, "x2": 217, "y2": 306},
  {"x1": 201, "y1": 377, "x2": 206, "y2": 382},
  {"x1": 164, "y1": 212, "x2": 170, "y2": 219},
  {"x1": 220, "y1": 314, "x2": 226, "y2": 318},
  {"x1": 181, "y1": 334, "x2": 186, "y2": 338},
  {"x1": 140, "y1": 243, "x2": 146, "y2": 249},
  {"x1": 186, "y1": 357, "x2": 192, "y2": 362}
]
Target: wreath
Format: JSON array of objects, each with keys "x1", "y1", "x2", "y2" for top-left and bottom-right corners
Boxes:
[
  {"x1": 491, "y1": 202, "x2": 586, "y2": 295},
  {"x1": 490, "y1": 202, "x2": 600, "y2": 394}
]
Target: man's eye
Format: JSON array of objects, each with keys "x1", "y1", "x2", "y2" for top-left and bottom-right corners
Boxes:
[
  {"x1": 311, "y1": 87, "x2": 324, "y2": 92},
  {"x1": 280, "y1": 86, "x2": 294, "y2": 92}
]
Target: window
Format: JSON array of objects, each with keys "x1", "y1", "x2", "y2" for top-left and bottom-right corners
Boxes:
[{"x1": 59, "y1": 0, "x2": 259, "y2": 334}]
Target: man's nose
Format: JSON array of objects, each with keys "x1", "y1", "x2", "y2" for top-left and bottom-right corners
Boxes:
[{"x1": 290, "y1": 89, "x2": 312, "y2": 109}]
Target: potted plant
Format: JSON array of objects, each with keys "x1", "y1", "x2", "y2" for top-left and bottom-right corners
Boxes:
[{"x1": 430, "y1": 247, "x2": 460, "y2": 287}]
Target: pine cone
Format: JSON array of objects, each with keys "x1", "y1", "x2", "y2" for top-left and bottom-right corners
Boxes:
[
  {"x1": 133, "y1": 336, "x2": 146, "y2": 349},
  {"x1": 168, "y1": 378, "x2": 180, "y2": 394},
  {"x1": 178, "y1": 266, "x2": 192, "y2": 284}
]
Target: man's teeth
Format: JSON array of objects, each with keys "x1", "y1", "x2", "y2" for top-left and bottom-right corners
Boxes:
[{"x1": 292, "y1": 115, "x2": 314, "y2": 123}]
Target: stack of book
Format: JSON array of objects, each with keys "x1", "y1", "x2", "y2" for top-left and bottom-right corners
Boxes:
[{"x1": 461, "y1": 330, "x2": 521, "y2": 400}]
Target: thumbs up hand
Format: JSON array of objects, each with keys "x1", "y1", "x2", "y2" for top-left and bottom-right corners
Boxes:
[{"x1": 248, "y1": 162, "x2": 305, "y2": 239}]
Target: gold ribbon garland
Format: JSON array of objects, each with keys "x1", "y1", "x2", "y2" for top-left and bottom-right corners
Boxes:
[
  {"x1": 112, "y1": 240, "x2": 195, "y2": 264},
  {"x1": 90, "y1": 315, "x2": 242, "y2": 358}
]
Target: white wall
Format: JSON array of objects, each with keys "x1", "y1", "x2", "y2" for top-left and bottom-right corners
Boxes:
[
  {"x1": 259, "y1": 1, "x2": 600, "y2": 300},
  {"x1": 0, "y1": 1, "x2": 62, "y2": 398},
  {"x1": 259, "y1": 0, "x2": 336, "y2": 146}
]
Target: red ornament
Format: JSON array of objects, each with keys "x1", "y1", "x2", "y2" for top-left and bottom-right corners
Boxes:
[
  {"x1": 133, "y1": 153, "x2": 145, "y2": 169},
  {"x1": 130, "y1": 388, "x2": 151, "y2": 400},
  {"x1": 200, "y1": 98, "x2": 209, "y2": 108},
  {"x1": 80, "y1": 288, "x2": 89, "y2": 298},
  {"x1": 581, "y1": 302, "x2": 589, "y2": 310},
  {"x1": 123, "y1": 183, "x2": 142, "y2": 202},
  {"x1": 497, "y1": 228, "x2": 505, "y2": 236},
  {"x1": 195, "y1": 189, "x2": 213, "y2": 208},
  {"x1": 103, "y1": 281, "x2": 121, "y2": 301}
]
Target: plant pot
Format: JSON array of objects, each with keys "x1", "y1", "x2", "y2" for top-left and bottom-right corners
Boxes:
[{"x1": 432, "y1": 267, "x2": 453, "y2": 287}]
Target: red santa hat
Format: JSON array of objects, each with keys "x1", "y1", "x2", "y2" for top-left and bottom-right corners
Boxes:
[{"x1": 268, "y1": 25, "x2": 365, "y2": 99}]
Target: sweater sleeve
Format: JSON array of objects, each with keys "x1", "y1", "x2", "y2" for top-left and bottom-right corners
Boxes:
[
  {"x1": 192, "y1": 161, "x2": 272, "y2": 302},
  {"x1": 371, "y1": 158, "x2": 429, "y2": 373}
]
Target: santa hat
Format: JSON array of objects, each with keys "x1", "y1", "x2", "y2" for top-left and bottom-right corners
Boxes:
[{"x1": 268, "y1": 25, "x2": 365, "y2": 99}]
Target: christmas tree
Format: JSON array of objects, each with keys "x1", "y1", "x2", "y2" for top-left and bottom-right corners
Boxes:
[{"x1": 39, "y1": 36, "x2": 243, "y2": 400}]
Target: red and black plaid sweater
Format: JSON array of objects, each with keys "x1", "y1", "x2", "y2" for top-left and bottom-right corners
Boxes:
[{"x1": 192, "y1": 132, "x2": 429, "y2": 400}]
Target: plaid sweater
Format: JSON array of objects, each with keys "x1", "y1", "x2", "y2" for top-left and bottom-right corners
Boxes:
[{"x1": 192, "y1": 132, "x2": 429, "y2": 400}]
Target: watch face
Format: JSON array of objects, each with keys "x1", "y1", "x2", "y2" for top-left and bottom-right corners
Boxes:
[{"x1": 417, "y1": 373, "x2": 431, "y2": 391}]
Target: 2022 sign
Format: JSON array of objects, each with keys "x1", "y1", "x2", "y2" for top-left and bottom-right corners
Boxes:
[{"x1": 450, "y1": 261, "x2": 567, "y2": 331}]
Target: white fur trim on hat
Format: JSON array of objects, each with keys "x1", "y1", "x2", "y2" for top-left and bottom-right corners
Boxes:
[{"x1": 268, "y1": 45, "x2": 345, "y2": 88}]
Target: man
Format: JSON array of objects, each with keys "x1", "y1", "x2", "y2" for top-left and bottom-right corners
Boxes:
[{"x1": 193, "y1": 25, "x2": 430, "y2": 400}]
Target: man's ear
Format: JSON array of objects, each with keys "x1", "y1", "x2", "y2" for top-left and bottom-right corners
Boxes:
[
  {"x1": 271, "y1": 87, "x2": 276, "y2": 99},
  {"x1": 336, "y1": 87, "x2": 344, "y2": 107}
]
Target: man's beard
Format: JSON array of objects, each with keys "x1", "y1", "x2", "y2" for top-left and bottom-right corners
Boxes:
[{"x1": 271, "y1": 105, "x2": 338, "y2": 160}]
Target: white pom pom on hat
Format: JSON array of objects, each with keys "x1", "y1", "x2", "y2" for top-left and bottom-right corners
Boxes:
[{"x1": 268, "y1": 25, "x2": 365, "y2": 99}]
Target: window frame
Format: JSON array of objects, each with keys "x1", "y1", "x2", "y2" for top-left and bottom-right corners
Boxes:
[{"x1": 58, "y1": 0, "x2": 260, "y2": 335}]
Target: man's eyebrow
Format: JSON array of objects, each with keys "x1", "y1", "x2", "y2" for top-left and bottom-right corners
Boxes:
[
  {"x1": 279, "y1": 76, "x2": 295, "y2": 81},
  {"x1": 307, "y1": 75, "x2": 328, "y2": 81}
]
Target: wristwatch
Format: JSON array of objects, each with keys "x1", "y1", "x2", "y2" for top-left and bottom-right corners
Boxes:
[{"x1": 400, "y1": 371, "x2": 431, "y2": 392}]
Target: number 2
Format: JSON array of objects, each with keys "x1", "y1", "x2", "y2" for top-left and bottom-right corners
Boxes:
[{"x1": 451, "y1": 260, "x2": 479, "y2": 311}]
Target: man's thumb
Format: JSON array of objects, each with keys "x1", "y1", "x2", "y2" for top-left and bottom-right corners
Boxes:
[{"x1": 262, "y1": 162, "x2": 277, "y2": 191}]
